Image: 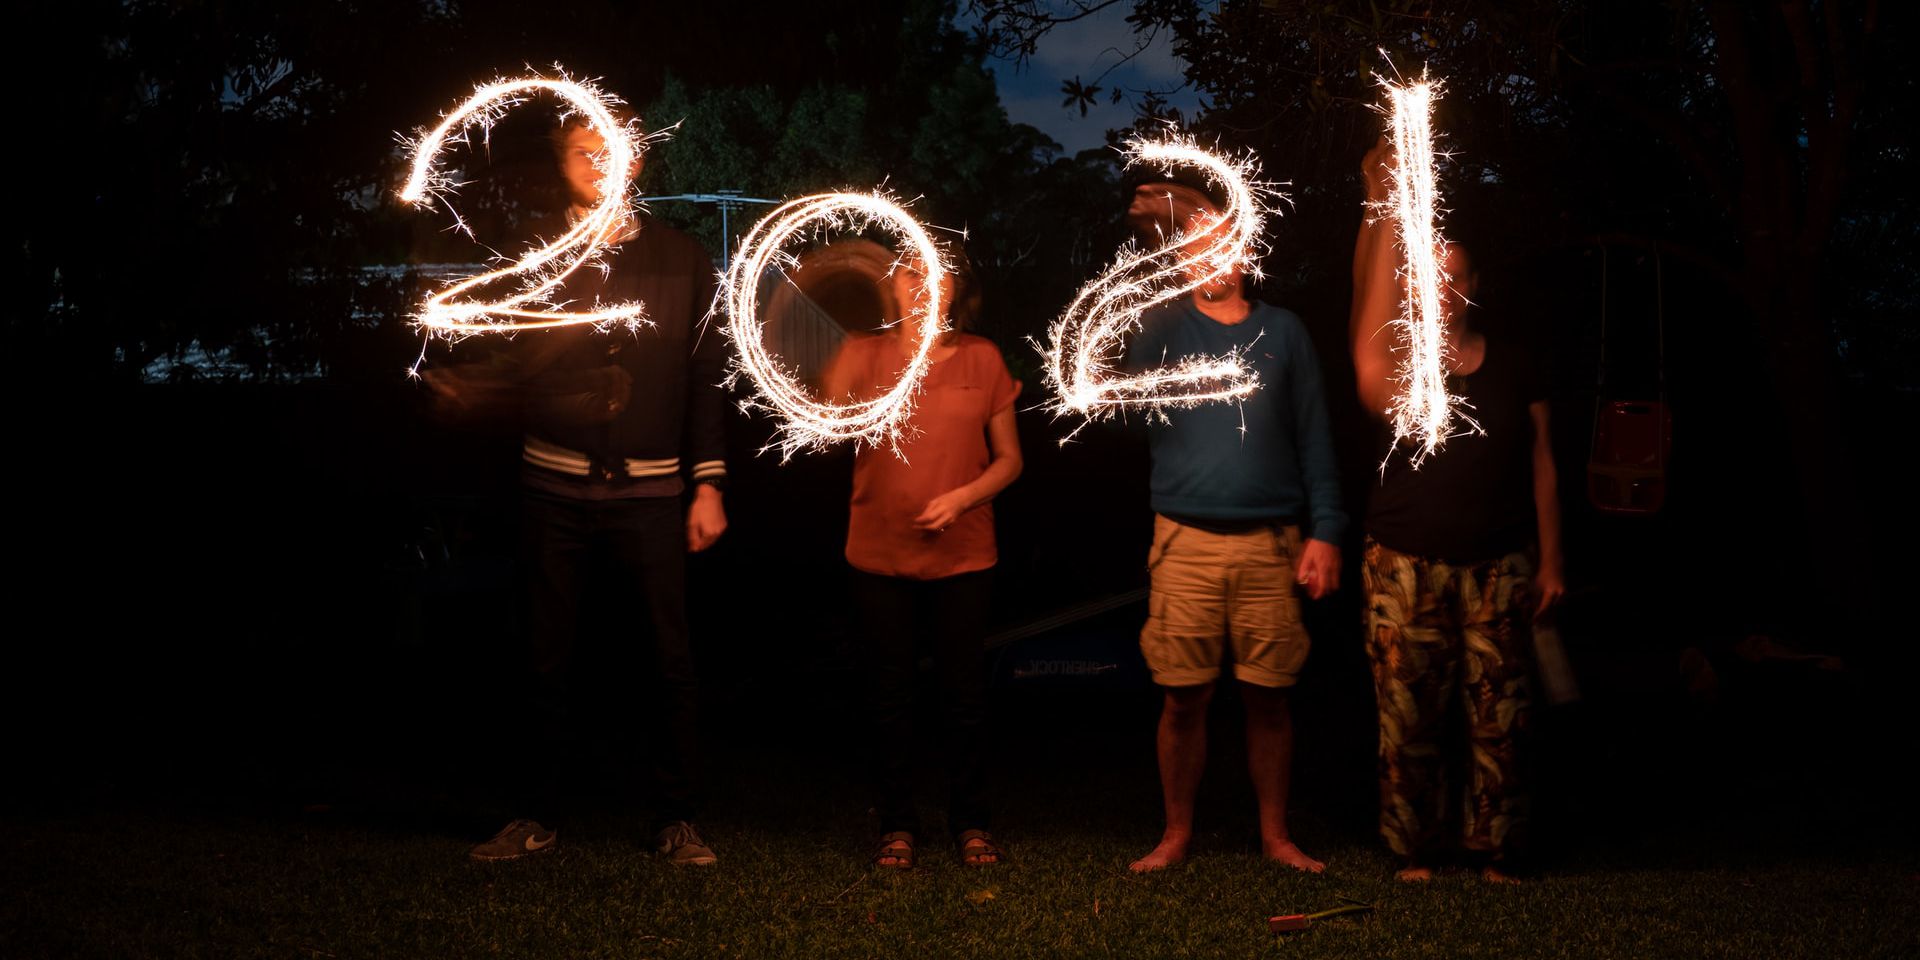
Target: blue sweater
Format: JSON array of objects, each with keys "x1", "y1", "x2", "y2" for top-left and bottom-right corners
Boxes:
[{"x1": 1127, "y1": 299, "x2": 1347, "y2": 544}]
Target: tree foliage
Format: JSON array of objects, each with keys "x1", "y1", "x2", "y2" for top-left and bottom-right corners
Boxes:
[{"x1": 971, "y1": 0, "x2": 1904, "y2": 621}]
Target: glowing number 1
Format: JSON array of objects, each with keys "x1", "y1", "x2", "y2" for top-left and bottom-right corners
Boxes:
[
  {"x1": 399, "y1": 71, "x2": 646, "y2": 335},
  {"x1": 1381, "y1": 78, "x2": 1473, "y2": 464}
]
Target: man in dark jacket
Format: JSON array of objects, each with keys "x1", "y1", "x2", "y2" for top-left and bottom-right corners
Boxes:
[{"x1": 435, "y1": 113, "x2": 728, "y2": 866}]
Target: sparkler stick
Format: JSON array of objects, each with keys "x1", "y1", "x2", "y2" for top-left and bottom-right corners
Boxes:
[
  {"x1": 1040, "y1": 134, "x2": 1280, "y2": 429},
  {"x1": 1379, "y1": 78, "x2": 1475, "y2": 463},
  {"x1": 719, "y1": 191, "x2": 947, "y2": 457},
  {"x1": 1268, "y1": 897, "x2": 1376, "y2": 934},
  {"x1": 399, "y1": 70, "x2": 648, "y2": 335}
]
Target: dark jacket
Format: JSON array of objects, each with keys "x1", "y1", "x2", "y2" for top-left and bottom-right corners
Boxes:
[{"x1": 502, "y1": 215, "x2": 727, "y2": 493}]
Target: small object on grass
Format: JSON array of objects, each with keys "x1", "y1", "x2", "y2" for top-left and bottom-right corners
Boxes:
[
  {"x1": 1267, "y1": 897, "x2": 1374, "y2": 934},
  {"x1": 967, "y1": 887, "x2": 998, "y2": 906}
]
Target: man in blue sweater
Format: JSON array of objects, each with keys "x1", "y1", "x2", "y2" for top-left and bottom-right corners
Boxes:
[{"x1": 1124, "y1": 173, "x2": 1346, "y2": 873}]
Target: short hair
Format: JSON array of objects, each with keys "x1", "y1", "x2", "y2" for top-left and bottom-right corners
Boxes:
[
  {"x1": 933, "y1": 238, "x2": 982, "y2": 332},
  {"x1": 896, "y1": 237, "x2": 982, "y2": 332},
  {"x1": 549, "y1": 104, "x2": 644, "y2": 158},
  {"x1": 1123, "y1": 164, "x2": 1232, "y2": 212}
]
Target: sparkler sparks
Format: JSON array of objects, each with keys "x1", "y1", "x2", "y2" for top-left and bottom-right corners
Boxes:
[
  {"x1": 399, "y1": 70, "x2": 648, "y2": 336},
  {"x1": 719, "y1": 191, "x2": 947, "y2": 458},
  {"x1": 1379, "y1": 78, "x2": 1476, "y2": 464},
  {"x1": 1040, "y1": 134, "x2": 1280, "y2": 431}
]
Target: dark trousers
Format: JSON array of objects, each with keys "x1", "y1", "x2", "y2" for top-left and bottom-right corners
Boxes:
[
  {"x1": 849, "y1": 567, "x2": 994, "y2": 838},
  {"x1": 520, "y1": 490, "x2": 698, "y2": 830}
]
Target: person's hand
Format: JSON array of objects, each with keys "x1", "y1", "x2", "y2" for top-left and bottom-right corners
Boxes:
[
  {"x1": 1296, "y1": 538, "x2": 1341, "y2": 600},
  {"x1": 1533, "y1": 556, "x2": 1567, "y2": 619},
  {"x1": 913, "y1": 488, "x2": 975, "y2": 533},
  {"x1": 1361, "y1": 136, "x2": 1394, "y2": 203},
  {"x1": 526, "y1": 365, "x2": 632, "y2": 424},
  {"x1": 577, "y1": 365, "x2": 633, "y2": 423},
  {"x1": 686, "y1": 484, "x2": 727, "y2": 552}
]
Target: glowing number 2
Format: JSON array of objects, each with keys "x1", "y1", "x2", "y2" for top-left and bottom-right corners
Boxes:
[
  {"x1": 399, "y1": 72, "x2": 645, "y2": 334},
  {"x1": 720, "y1": 192, "x2": 947, "y2": 457},
  {"x1": 1043, "y1": 136, "x2": 1272, "y2": 423}
]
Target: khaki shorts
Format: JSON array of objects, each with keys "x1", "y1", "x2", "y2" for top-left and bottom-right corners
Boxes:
[{"x1": 1140, "y1": 514, "x2": 1311, "y2": 688}]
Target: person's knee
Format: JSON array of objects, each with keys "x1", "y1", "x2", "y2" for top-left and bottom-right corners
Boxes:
[
  {"x1": 1163, "y1": 683, "x2": 1214, "y2": 721},
  {"x1": 1239, "y1": 680, "x2": 1291, "y2": 703}
]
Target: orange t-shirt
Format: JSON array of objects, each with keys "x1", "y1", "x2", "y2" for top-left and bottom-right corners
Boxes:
[{"x1": 828, "y1": 333, "x2": 1022, "y2": 580}]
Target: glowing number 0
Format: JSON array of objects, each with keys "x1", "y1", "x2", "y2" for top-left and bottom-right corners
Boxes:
[
  {"x1": 721, "y1": 192, "x2": 947, "y2": 457},
  {"x1": 399, "y1": 72, "x2": 645, "y2": 334},
  {"x1": 1042, "y1": 135, "x2": 1274, "y2": 425}
]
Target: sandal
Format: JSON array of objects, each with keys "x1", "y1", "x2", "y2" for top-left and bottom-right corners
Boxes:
[
  {"x1": 872, "y1": 831, "x2": 915, "y2": 870},
  {"x1": 956, "y1": 829, "x2": 1005, "y2": 866}
]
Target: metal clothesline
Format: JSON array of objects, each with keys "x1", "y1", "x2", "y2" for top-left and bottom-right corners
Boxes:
[{"x1": 636, "y1": 190, "x2": 780, "y2": 268}]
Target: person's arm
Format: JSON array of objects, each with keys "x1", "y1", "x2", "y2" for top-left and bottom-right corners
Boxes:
[
  {"x1": 1530, "y1": 399, "x2": 1566, "y2": 617},
  {"x1": 1289, "y1": 320, "x2": 1347, "y2": 598},
  {"x1": 685, "y1": 263, "x2": 729, "y2": 553},
  {"x1": 914, "y1": 403, "x2": 1024, "y2": 531},
  {"x1": 423, "y1": 329, "x2": 625, "y2": 425},
  {"x1": 1350, "y1": 137, "x2": 1400, "y2": 420},
  {"x1": 820, "y1": 336, "x2": 862, "y2": 403}
]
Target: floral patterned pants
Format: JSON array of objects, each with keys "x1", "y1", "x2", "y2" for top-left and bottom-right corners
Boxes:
[{"x1": 1362, "y1": 537, "x2": 1534, "y2": 864}]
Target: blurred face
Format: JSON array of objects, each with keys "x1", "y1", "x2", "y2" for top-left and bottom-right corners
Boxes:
[
  {"x1": 1440, "y1": 244, "x2": 1478, "y2": 333},
  {"x1": 889, "y1": 257, "x2": 958, "y2": 340},
  {"x1": 1126, "y1": 182, "x2": 1214, "y2": 244},
  {"x1": 559, "y1": 126, "x2": 642, "y2": 208},
  {"x1": 1179, "y1": 201, "x2": 1242, "y2": 301},
  {"x1": 1128, "y1": 182, "x2": 1240, "y2": 299}
]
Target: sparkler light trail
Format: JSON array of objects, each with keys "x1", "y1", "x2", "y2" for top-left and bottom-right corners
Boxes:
[
  {"x1": 720, "y1": 191, "x2": 947, "y2": 457},
  {"x1": 1379, "y1": 77, "x2": 1474, "y2": 464},
  {"x1": 1040, "y1": 134, "x2": 1279, "y2": 430},
  {"x1": 399, "y1": 70, "x2": 648, "y2": 336}
]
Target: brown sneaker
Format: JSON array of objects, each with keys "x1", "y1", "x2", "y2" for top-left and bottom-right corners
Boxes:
[
  {"x1": 654, "y1": 820, "x2": 718, "y2": 866},
  {"x1": 469, "y1": 819, "x2": 557, "y2": 862}
]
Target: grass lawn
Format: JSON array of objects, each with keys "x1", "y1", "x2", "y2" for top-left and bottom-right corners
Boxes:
[
  {"x1": 7, "y1": 698, "x2": 1912, "y2": 960},
  {"x1": 6, "y1": 620, "x2": 1913, "y2": 958},
  {"x1": 5, "y1": 773, "x2": 1913, "y2": 959}
]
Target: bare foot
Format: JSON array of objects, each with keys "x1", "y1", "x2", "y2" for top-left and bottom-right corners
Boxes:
[
  {"x1": 1129, "y1": 835, "x2": 1190, "y2": 873},
  {"x1": 1262, "y1": 838, "x2": 1325, "y2": 873},
  {"x1": 1396, "y1": 865, "x2": 1435, "y2": 882},
  {"x1": 1481, "y1": 866, "x2": 1523, "y2": 885}
]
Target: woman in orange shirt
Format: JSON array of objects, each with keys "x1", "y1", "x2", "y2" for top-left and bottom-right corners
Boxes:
[{"x1": 823, "y1": 244, "x2": 1024, "y2": 869}]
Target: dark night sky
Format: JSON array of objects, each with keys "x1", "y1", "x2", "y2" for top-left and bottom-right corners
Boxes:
[{"x1": 974, "y1": 3, "x2": 1207, "y2": 154}]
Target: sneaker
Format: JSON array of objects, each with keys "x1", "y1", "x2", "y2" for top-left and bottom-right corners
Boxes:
[
  {"x1": 654, "y1": 820, "x2": 718, "y2": 866},
  {"x1": 469, "y1": 819, "x2": 558, "y2": 862}
]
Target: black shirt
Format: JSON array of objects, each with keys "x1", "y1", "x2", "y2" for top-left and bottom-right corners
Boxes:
[{"x1": 1365, "y1": 336, "x2": 1547, "y2": 563}]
